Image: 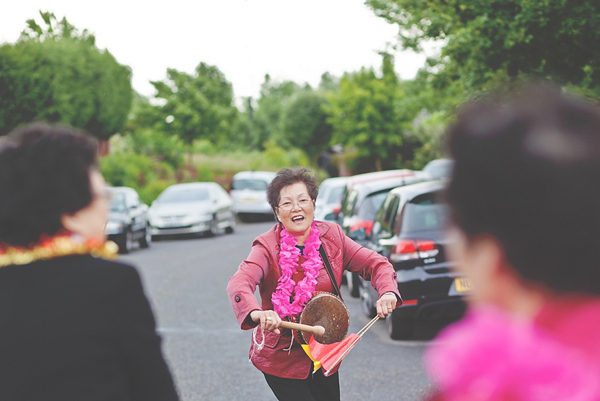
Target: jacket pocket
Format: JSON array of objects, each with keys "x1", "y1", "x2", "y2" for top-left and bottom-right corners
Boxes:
[
  {"x1": 263, "y1": 328, "x2": 282, "y2": 348},
  {"x1": 250, "y1": 326, "x2": 282, "y2": 351}
]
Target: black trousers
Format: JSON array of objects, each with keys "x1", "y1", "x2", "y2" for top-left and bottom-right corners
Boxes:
[{"x1": 263, "y1": 370, "x2": 340, "y2": 401}]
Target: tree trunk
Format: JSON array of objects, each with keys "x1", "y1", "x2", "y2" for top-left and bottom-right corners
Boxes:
[
  {"x1": 375, "y1": 158, "x2": 382, "y2": 171},
  {"x1": 98, "y1": 140, "x2": 110, "y2": 156}
]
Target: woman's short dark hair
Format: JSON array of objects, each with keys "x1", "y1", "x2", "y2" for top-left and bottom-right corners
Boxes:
[
  {"x1": 0, "y1": 122, "x2": 99, "y2": 247},
  {"x1": 267, "y1": 167, "x2": 318, "y2": 211},
  {"x1": 446, "y1": 82, "x2": 600, "y2": 294}
]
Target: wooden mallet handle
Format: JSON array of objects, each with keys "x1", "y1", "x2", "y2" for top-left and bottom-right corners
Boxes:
[{"x1": 279, "y1": 321, "x2": 325, "y2": 336}]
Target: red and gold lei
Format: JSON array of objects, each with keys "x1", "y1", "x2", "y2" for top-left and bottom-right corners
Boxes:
[{"x1": 0, "y1": 235, "x2": 118, "y2": 268}]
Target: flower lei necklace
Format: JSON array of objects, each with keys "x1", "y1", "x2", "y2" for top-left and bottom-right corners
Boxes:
[
  {"x1": 271, "y1": 222, "x2": 322, "y2": 318},
  {"x1": 0, "y1": 235, "x2": 119, "y2": 268}
]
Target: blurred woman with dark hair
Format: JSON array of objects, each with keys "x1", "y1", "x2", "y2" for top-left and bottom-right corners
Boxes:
[
  {"x1": 0, "y1": 122, "x2": 179, "y2": 401},
  {"x1": 425, "y1": 84, "x2": 600, "y2": 401},
  {"x1": 227, "y1": 167, "x2": 401, "y2": 401}
]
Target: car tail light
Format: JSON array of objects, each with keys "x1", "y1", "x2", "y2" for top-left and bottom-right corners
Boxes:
[
  {"x1": 390, "y1": 239, "x2": 439, "y2": 263},
  {"x1": 350, "y1": 220, "x2": 374, "y2": 235}
]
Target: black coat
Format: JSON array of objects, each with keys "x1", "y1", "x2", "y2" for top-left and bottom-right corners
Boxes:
[{"x1": 0, "y1": 254, "x2": 179, "y2": 401}]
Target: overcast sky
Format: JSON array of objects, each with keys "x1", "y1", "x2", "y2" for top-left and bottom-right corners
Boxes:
[{"x1": 1, "y1": 0, "x2": 435, "y2": 101}]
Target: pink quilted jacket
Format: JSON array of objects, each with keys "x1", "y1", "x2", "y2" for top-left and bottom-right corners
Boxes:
[{"x1": 226, "y1": 220, "x2": 401, "y2": 379}]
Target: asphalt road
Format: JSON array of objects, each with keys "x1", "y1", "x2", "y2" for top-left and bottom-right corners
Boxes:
[{"x1": 120, "y1": 221, "x2": 435, "y2": 401}]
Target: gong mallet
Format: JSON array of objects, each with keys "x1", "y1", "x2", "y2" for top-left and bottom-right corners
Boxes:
[{"x1": 278, "y1": 321, "x2": 325, "y2": 336}]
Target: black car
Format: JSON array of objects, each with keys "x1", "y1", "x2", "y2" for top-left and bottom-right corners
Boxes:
[
  {"x1": 338, "y1": 175, "x2": 429, "y2": 298},
  {"x1": 359, "y1": 180, "x2": 470, "y2": 339},
  {"x1": 105, "y1": 187, "x2": 152, "y2": 254}
]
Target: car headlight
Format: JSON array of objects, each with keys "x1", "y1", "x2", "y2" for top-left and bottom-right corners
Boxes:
[{"x1": 194, "y1": 212, "x2": 212, "y2": 221}]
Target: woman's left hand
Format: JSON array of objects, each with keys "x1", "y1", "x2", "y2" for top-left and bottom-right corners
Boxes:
[{"x1": 376, "y1": 293, "x2": 398, "y2": 318}]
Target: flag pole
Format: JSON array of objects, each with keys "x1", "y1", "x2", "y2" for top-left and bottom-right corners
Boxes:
[{"x1": 324, "y1": 316, "x2": 380, "y2": 375}]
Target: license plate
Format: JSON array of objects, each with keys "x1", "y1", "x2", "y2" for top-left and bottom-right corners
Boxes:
[
  {"x1": 162, "y1": 220, "x2": 181, "y2": 228},
  {"x1": 241, "y1": 198, "x2": 257, "y2": 202},
  {"x1": 455, "y1": 277, "x2": 473, "y2": 292}
]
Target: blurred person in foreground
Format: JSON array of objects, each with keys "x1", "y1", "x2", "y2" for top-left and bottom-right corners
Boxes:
[
  {"x1": 0, "y1": 123, "x2": 179, "y2": 401},
  {"x1": 227, "y1": 167, "x2": 400, "y2": 401},
  {"x1": 426, "y1": 84, "x2": 600, "y2": 401}
]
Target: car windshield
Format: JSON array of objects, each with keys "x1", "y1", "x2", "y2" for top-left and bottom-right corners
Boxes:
[
  {"x1": 401, "y1": 192, "x2": 448, "y2": 232},
  {"x1": 158, "y1": 188, "x2": 209, "y2": 203},
  {"x1": 356, "y1": 191, "x2": 389, "y2": 220},
  {"x1": 109, "y1": 192, "x2": 127, "y2": 212},
  {"x1": 326, "y1": 186, "x2": 344, "y2": 204},
  {"x1": 231, "y1": 179, "x2": 268, "y2": 191}
]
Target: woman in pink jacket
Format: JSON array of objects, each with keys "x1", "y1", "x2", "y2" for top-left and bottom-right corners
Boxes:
[{"x1": 227, "y1": 167, "x2": 401, "y2": 401}]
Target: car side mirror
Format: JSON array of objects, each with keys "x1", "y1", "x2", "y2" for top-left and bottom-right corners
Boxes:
[{"x1": 372, "y1": 221, "x2": 381, "y2": 236}]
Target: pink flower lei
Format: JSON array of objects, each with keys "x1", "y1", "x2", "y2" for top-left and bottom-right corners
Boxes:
[
  {"x1": 271, "y1": 222, "x2": 322, "y2": 318},
  {"x1": 426, "y1": 305, "x2": 600, "y2": 400}
]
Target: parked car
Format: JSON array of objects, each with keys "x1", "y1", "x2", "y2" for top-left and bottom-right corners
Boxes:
[
  {"x1": 149, "y1": 182, "x2": 235, "y2": 239},
  {"x1": 105, "y1": 186, "x2": 152, "y2": 254},
  {"x1": 230, "y1": 171, "x2": 277, "y2": 222},
  {"x1": 314, "y1": 176, "x2": 347, "y2": 222},
  {"x1": 359, "y1": 180, "x2": 469, "y2": 340},
  {"x1": 338, "y1": 174, "x2": 430, "y2": 297},
  {"x1": 338, "y1": 170, "x2": 420, "y2": 206},
  {"x1": 422, "y1": 158, "x2": 454, "y2": 180}
]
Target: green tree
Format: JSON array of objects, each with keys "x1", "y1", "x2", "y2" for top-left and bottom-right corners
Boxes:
[
  {"x1": 318, "y1": 72, "x2": 339, "y2": 94},
  {"x1": 0, "y1": 11, "x2": 132, "y2": 139},
  {"x1": 282, "y1": 90, "x2": 333, "y2": 159},
  {"x1": 20, "y1": 11, "x2": 96, "y2": 44},
  {"x1": 149, "y1": 62, "x2": 238, "y2": 147},
  {"x1": 326, "y1": 54, "x2": 405, "y2": 171},
  {"x1": 252, "y1": 75, "x2": 301, "y2": 149},
  {"x1": 367, "y1": 0, "x2": 600, "y2": 93}
]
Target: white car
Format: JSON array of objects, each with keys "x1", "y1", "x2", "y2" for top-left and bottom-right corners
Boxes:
[
  {"x1": 149, "y1": 182, "x2": 235, "y2": 238},
  {"x1": 314, "y1": 177, "x2": 347, "y2": 222},
  {"x1": 230, "y1": 171, "x2": 277, "y2": 222},
  {"x1": 422, "y1": 158, "x2": 454, "y2": 180}
]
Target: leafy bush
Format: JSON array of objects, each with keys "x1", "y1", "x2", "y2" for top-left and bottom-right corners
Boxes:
[
  {"x1": 124, "y1": 129, "x2": 185, "y2": 169},
  {"x1": 263, "y1": 140, "x2": 288, "y2": 168},
  {"x1": 192, "y1": 139, "x2": 217, "y2": 156},
  {"x1": 138, "y1": 180, "x2": 172, "y2": 205},
  {"x1": 286, "y1": 148, "x2": 310, "y2": 167},
  {"x1": 409, "y1": 111, "x2": 450, "y2": 170},
  {"x1": 100, "y1": 151, "x2": 172, "y2": 186},
  {"x1": 263, "y1": 140, "x2": 309, "y2": 169},
  {"x1": 196, "y1": 166, "x2": 214, "y2": 182}
]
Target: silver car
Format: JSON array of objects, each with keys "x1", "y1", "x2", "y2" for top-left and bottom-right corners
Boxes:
[
  {"x1": 314, "y1": 176, "x2": 347, "y2": 222},
  {"x1": 230, "y1": 171, "x2": 277, "y2": 222},
  {"x1": 149, "y1": 182, "x2": 235, "y2": 238}
]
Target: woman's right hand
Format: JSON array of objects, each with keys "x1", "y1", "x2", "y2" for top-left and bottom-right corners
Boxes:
[{"x1": 250, "y1": 310, "x2": 282, "y2": 335}]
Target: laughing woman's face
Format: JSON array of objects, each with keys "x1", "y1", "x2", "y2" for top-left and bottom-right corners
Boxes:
[{"x1": 275, "y1": 182, "x2": 315, "y2": 243}]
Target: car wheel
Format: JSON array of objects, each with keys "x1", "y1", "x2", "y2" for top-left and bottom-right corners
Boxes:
[
  {"x1": 359, "y1": 285, "x2": 377, "y2": 318},
  {"x1": 225, "y1": 218, "x2": 235, "y2": 234},
  {"x1": 346, "y1": 271, "x2": 360, "y2": 298},
  {"x1": 208, "y1": 217, "x2": 218, "y2": 237},
  {"x1": 139, "y1": 225, "x2": 152, "y2": 248},
  {"x1": 118, "y1": 229, "x2": 134, "y2": 254},
  {"x1": 386, "y1": 312, "x2": 414, "y2": 340}
]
